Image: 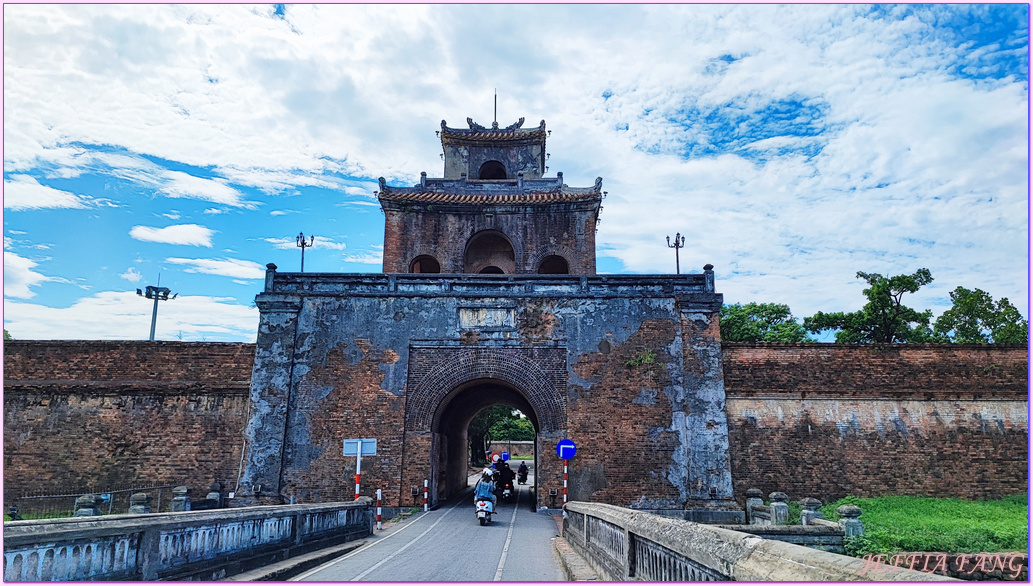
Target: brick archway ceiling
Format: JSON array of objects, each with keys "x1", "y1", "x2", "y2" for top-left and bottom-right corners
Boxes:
[
  {"x1": 406, "y1": 348, "x2": 565, "y2": 433},
  {"x1": 434, "y1": 382, "x2": 539, "y2": 437}
]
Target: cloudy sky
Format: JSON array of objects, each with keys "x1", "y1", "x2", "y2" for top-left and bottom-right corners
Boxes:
[{"x1": 3, "y1": 4, "x2": 1028, "y2": 342}]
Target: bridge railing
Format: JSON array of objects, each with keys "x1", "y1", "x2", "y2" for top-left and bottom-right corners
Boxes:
[
  {"x1": 563, "y1": 502, "x2": 957, "y2": 581},
  {"x1": 3, "y1": 499, "x2": 373, "y2": 581}
]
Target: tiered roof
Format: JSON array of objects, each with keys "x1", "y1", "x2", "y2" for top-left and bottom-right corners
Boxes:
[
  {"x1": 377, "y1": 175, "x2": 602, "y2": 205},
  {"x1": 439, "y1": 117, "x2": 547, "y2": 145}
]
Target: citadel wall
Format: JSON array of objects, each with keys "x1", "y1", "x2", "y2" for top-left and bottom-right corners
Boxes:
[{"x1": 3, "y1": 340, "x2": 1027, "y2": 505}]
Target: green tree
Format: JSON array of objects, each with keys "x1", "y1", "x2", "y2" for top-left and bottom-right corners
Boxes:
[
  {"x1": 3, "y1": 330, "x2": 11, "y2": 341},
  {"x1": 468, "y1": 405, "x2": 516, "y2": 466},
  {"x1": 720, "y1": 302, "x2": 811, "y2": 342},
  {"x1": 933, "y1": 287, "x2": 1029, "y2": 343},
  {"x1": 804, "y1": 268, "x2": 935, "y2": 343},
  {"x1": 489, "y1": 414, "x2": 535, "y2": 441}
]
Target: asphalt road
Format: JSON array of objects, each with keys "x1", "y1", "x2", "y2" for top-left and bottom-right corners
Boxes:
[{"x1": 292, "y1": 472, "x2": 564, "y2": 582}]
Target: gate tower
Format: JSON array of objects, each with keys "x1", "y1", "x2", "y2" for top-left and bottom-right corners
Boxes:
[{"x1": 236, "y1": 115, "x2": 743, "y2": 522}]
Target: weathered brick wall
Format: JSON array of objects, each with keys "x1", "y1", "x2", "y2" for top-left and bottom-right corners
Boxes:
[
  {"x1": 722, "y1": 343, "x2": 1029, "y2": 502},
  {"x1": 3, "y1": 341, "x2": 254, "y2": 502},
  {"x1": 381, "y1": 205, "x2": 598, "y2": 275},
  {"x1": 5, "y1": 338, "x2": 1027, "y2": 508}
]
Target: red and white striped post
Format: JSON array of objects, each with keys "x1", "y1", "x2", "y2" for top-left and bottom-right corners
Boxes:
[
  {"x1": 563, "y1": 459, "x2": 568, "y2": 505},
  {"x1": 376, "y1": 489, "x2": 383, "y2": 530},
  {"x1": 423, "y1": 479, "x2": 429, "y2": 511},
  {"x1": 354, "y1": 439, "x2": 363, "y2": 500}
]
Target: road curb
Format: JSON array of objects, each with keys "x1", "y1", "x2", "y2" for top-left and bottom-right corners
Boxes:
[
  {"x1": 553, "y1": 536, "x2": 599, "y2": 581},
  {"x1": 226, "y1": 537, "x2": 372, "y2": 581}
]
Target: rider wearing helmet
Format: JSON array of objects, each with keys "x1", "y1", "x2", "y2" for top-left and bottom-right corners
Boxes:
[{"x1": 474, "y1": 468, "x2": 497, "y2": 505}]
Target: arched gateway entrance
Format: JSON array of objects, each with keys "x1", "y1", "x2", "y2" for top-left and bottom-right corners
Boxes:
[
  {"x1": 433, "y1": 381, "x2": 538, "y2": 501},
  {"x1": 403, "y1": 348, "x2": 567, "y2": 509}
]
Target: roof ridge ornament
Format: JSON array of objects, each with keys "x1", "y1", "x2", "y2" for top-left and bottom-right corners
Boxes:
[{"x1": 464, "y1": 117, "x2": 526, "y2": 132}]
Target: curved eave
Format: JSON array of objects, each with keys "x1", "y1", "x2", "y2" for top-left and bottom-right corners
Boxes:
[{"x1": 377, "y1": 189, "x2": 601, "y2": 205}]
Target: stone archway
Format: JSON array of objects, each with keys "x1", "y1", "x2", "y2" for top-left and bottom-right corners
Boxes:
[{"x1": 402, "y1": 347, "x2": 567, "y2": 508}]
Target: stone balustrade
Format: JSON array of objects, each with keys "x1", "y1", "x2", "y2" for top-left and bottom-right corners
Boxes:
[
  {"x1": 3, "y1": 499, "x2": 373, "y2": 581},
  {"x1": 563, "y1": 501, "x2": 956, "y2": 581}
]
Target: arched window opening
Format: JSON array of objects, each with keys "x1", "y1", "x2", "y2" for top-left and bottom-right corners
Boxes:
[
  {"x1": 537, "y1": 255, "x2": 569, "y2": 274},
  {"x1": 478, "y1": 160, "x2": 507, "y2": 180},
  {"x1": 464, "y1": 230, "x2": 515, "y2": 274},
  {"x1": 410, "y1": 255, "x2": 441, "y2": 273}
]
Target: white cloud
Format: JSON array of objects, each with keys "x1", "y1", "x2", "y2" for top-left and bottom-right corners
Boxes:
[
  {"x1": 269, "y1": 210, "x2": 292, "y2": 216},
  {"x1": 343, "y1": 252, "x2": 383, "y2": 265},
  {"x1": 164, "y1": 257, "x2": 266, "y2": 279},
  {"x1": 3, "y1": 175, "x2": 95, "y2": 210},
  {"x1": 3, "y1": 291, "x2": 258, "y2": 342},
  {"x1": 160, "y1": 170, "x2": 251, "y2": 208},
  {"x1": 130, "y1": 224, "x2": 214, "y2": 247},
  {"x1": 3, "y1": 251, "x2": 52, "y2": 298},
  {"x1": 120, "y1": 266, "x2": 143, "y2": 283}
]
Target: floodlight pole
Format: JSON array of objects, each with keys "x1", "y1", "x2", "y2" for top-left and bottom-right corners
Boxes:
[
  {"x1": 666, "y1": 232, "x2": 686, "y2": 275},
  {"x1": 136, "y1": 281, "x2": 177, "y2": 341},
  {"x1": 297, "y1": 232, "x2": 315, "y2": 272}
]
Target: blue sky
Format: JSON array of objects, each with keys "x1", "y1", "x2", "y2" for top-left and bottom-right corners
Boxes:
[{"x1": 3, "y1": 4, "x2": 1029, "y2": 342}]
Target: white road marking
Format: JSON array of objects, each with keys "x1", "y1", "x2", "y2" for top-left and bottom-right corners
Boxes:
[{"x1": 492, "y1": 489, "x2": 520, "y2": 581}]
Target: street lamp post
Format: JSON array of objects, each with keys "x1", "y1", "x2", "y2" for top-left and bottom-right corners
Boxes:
[
  {"x1": 136, "y1": 285, "x2": 177, "y2": 341},
  {"x1": 296, "y1": 232, "x2": 315, "y2": 272},
  {"x1": 666, "y1": 232, "x2": 686, "y2": 274}
]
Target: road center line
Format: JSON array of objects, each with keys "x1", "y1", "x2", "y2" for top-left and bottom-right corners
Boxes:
[{"x1": 492, "y1": 488, "x2": 521, "y2": 581}]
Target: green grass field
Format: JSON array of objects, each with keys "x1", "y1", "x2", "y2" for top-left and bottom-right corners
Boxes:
[{"x1": 821, "y1": 494, "x2": 1029, "y2": 556}]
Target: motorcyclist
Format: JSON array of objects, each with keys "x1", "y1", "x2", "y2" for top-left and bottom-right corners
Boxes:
[
  {"x1": 474, "y1": 468, "x2": 496, "y2": 506},
  {"x1": 498, "y1": 461, "x2": 516, "y2": 489},
  {"x1": 517, "y1": 461, "x2": 528, "y2": 482}
]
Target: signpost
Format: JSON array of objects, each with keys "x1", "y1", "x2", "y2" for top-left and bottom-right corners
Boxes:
[
  {"x1": 343, "y1": 438, "x2": 378, "y2": 499},
  {"x1": 556, "y1": 439, "x2": 577, "y2": 506}
]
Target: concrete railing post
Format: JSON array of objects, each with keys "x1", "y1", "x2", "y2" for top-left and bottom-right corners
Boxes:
[
  {"x1": 837, "y1": 504, "x2": 864, "y2": 537},
  {"x1": 800, "y1": 497, "x2": 823, "y2": 526},
  {"x1": 206, "y1": 481, "x2": 224, "y2": 508},
  {"x1": 170, "y1": 486, "x2": 191, "y2": 512},
  {"x1": 129, "y1": 492, "x2": 153, "y2": 514},
  {"x1": 74, "y1": 494, "x2": 103, "y2": 517},
  {"x1": 769, "y1": 492, "x2": 789, "y2": 525},
  {"x1": 744, "y1": 488, "x2": 763, "y2": 524}
]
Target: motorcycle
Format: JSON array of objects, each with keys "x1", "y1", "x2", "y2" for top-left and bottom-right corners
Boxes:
[
  {"x1": 517, "y1": 468, "x2": 528, "y2": 485},
  {"x1": 500, "y1": 480, "x2": 515, "y2": 502},
  {"x1": 475, "y1": 497, "x2": 494, "y2": 525}
]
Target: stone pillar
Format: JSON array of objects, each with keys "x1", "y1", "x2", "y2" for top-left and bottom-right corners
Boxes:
[
  {"x1": 769, "y1": 492, "x2": 789, "y2": 525},
  {"x1": 676, "y1": 294, "x2": 741, "y2": 523},
  {"x1": 73, "y1": 494, "x2": 103, "y2": 517},
  {"x1": 744, "y1": 488, "x2": 764, "y2": 524},
  {"x1": 128, "y1": 492, "x2": 152, "y2": 514},
  {"x1": 837, "y1": 504, "x2": 864, "y2": 537},
  {"x1": 800, "y1": 497, "x2": 823, "y2": 525},
  {"x1": 206, "y1": 481, "x2": 224, "y2": 508},
  {"x1": 170, "y1": 486, "x2": 191, "y2": 512},
  {"x1": 235, "y1": 295, "x2": 303, "y2": 506}
]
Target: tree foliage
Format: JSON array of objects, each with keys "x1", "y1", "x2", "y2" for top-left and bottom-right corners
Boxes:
[
  {"x1": 804, "y1": 269, "x2": 935, "y2": 343},
  {"x1": 720, "y1": 302, "x2": 810, "y2": 342},
  {"x1": 933, "y1": 287, "x2": 1028, "y2": 344},
  {"x1": 468, "y1": 406, "x2": 535, "y2": 465},
  {"x1": 489, "y1": 415, "x2": 535, "y2": 441}
]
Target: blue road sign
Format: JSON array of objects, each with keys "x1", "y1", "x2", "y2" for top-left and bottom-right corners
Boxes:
[
  {"x1": 556, "y1": 439, "x2": 577, "y2": 459},
  {"x1": 501, "y1": 452, "x2": 510, "y2": 461}
]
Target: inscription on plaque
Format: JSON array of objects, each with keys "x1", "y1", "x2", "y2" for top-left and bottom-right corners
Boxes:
[{"x1": 458, "y1": 307, "x2": 515, "y2": 330}]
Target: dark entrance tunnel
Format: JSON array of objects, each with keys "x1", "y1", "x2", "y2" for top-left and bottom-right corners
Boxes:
[{"x1": 431, "y1": 380, "x2": 539, "y2": 503}]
